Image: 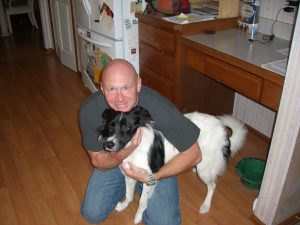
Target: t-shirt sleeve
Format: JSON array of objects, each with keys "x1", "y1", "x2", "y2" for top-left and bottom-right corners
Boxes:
[
  {"x1": 157, "y1": 106, "x2": 200, "y2": 152},
  {"x1": 79, "y1": 104, "x2": 102, "y2": 152},
  {"x1": 141, "y1": 87, "x2": 200, "y2": 152}
]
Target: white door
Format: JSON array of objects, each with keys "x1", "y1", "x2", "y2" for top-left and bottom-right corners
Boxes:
[{"x1": 53, "y1": 0, "x2": 77, "y2": 72}]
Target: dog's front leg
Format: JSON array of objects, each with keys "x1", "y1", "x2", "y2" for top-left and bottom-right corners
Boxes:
[
  {"x1": 134, "y1": 184, "x2": 155, "y2": 224},
  {"x1": 115, "y1": 176, "x2": 136, "y2": 212}
]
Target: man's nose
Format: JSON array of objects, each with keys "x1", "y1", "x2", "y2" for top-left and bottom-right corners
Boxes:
[{"x1": 116, "y1": 90, "x2": 124, "y2": 101}]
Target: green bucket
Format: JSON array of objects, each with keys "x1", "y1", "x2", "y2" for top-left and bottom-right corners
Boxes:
[{"x1": 235, "y1": 157, "x2": 266, "y2": 190}]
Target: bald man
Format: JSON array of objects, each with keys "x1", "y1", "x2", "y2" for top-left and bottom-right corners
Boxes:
[{"x1": 79, "y1": 59, "x2": 201, "y2": 225}]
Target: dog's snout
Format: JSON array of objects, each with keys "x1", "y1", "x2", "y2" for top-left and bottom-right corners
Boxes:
[{"x1": 104, "y1": 141, "x2": 115, "y2": 150}]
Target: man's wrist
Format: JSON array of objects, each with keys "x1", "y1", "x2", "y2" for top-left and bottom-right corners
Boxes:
[{"x1": 146, "y1": 171, "x2": 157, "y2": 186}]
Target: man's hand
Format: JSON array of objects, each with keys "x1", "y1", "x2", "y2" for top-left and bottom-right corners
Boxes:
[
  {"x1": 120, "y1": 162, "x2": 149, "y2": 183},
  {"x1": 130, "y1": 127, "x2": 143, "y2": 148}
]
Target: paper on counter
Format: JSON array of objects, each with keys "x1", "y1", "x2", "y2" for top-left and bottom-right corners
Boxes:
[
  {"x1": 277, "y1": 48, "x2": 290, "y2": 56},
  {"x1": 261, "y1": 58, "x2": 288, "y2": 76},
  {"x1": 162, "y1": 13, "x2": 214, "y2": 24}
]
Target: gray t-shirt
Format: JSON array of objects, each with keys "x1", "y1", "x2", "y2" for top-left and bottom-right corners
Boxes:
[{"x1": 79, "y1": 86, "x2": 200, "y2": 152}]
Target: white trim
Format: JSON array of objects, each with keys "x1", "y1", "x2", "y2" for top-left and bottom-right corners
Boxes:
[
  {"x1": 0, "y1": 0, "x2": 9, "y2": 36},
  {"x1": 38, "y1": 0, "x2": 53, "y2": 49},
  {"x1": 254, "y1": 12, "x2": 300, "y2": 225}
]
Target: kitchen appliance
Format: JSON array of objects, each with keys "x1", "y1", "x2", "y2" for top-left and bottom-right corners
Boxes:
[{"x1": 75, "y1": 0, "x2": 145, "y2": 92}]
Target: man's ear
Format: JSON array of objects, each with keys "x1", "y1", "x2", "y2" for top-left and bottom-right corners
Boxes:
[
  {"x1": 137, "y1": 77, "x2": 142, "y2": 93},
  {"x1": 100, "y1": 83, "x2": 104, "y2": 93}
]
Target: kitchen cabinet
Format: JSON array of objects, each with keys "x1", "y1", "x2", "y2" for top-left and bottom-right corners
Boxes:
[
  {"x1": 181, "y1": 29, "x2": 289, "y2": 112},
  {"x1": 136, "y1": 13, "x2": 237, "y2": 105}
]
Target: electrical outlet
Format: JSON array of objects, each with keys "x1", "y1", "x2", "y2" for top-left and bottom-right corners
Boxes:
[
  {"x1": 287, "y1": 0, "x2": 299, "y2": 6},
  {"x1": 284, "y1": 6, "x2": 295, "y2": 12}
]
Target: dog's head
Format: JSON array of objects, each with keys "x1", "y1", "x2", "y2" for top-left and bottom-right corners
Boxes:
[{"x1": 98, "y1": 106, "x2": 153, "y2": 152}]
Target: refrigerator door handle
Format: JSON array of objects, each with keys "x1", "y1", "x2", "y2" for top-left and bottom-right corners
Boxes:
[{"x1": 78, "y1": 28, "x2": 112, "y2": 48}]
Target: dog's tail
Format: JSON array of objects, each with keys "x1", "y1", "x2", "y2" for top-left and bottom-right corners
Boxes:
[{"x1": 219, "y1": 115, "x2": 247, "y2": 156}]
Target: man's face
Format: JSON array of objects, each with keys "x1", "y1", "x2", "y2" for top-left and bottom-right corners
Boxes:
[{"x1": 101, "y1": 67, "x2": 141, "y2": 112}]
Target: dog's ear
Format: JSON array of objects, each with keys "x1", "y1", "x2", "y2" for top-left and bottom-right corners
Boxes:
[
  {"x1": 97, "y1": 108, "x2": 116, "y2": 140},
  {"x1": 132, "y1": 106, "x2": 153, "y2": 126},
  {"x1": 98, "y1": 108, "x2": 110, "y2": 131},
  {"x1": 101, "y1": 108, "x2": 115, "y2": 120}
]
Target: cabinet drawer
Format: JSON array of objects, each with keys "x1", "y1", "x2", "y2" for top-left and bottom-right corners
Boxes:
[
  {"x1": 205, "y1": 57, "x2": 263, "y2": 101},
  {"x1": 141, "y1": 66, "x2": 174, "y2": 101},
  {"x1": 140, "y1": 43, "x2": 174, "y2": 80},
  {"x1": 186, "y1": 48, "x2": 205, "y2": 73},
  {"x1": 261, "y1": 80, "x2": 282, "y2": 111},
  {"x1": 139, "y1": 23, "x2": 175, "y2": 55}
]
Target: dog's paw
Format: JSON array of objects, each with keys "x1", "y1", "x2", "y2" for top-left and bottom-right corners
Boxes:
[
  {"x1": 134, "y1": 212, "x2": 142, "y2": 224},
  {"x1": 115, "y1": 201, "x2": 129, "y2": 212},
  {"x1": 199, "y1": 203, "x2": 210, "y2": 214}
]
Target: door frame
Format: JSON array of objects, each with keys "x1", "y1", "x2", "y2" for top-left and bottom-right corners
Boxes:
[{"x1": 38, "y1": 0, "x2": 54, "y2": 49}]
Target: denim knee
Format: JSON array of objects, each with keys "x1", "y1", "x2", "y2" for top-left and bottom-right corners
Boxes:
[
  {"x1": 80, "y1": 203, "x2": 108, "y2": 224},
  {"x1": 143, "y1": 212, "x2": 181, "y2": 225},
  {"x1": 142, "y1": 177, "x2": 181, "y2": 225}
]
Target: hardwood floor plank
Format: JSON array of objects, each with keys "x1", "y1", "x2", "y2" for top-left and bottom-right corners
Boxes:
[
  {"x1": 0, "y1": 188, "x2": 19, "y2": 225},
  {"x1": 0, "y1": 121, "x2": 38, "y2": 225},
  {"x1": 47, "y1": 195, "x2": 79, "y2": 225}
]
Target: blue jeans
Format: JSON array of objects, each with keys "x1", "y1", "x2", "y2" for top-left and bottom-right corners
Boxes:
[{"x1": 81, "y1": 167, "x2": 181, "y2": 225}]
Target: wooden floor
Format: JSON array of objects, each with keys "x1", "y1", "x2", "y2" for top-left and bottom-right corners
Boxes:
[{"x1": 0, "y1": 18, "x2": 269, "y2": 225}]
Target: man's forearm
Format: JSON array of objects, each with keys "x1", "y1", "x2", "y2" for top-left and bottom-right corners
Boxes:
[
  {"x1": 88, "y1": 144, "x2": 137, "y2": 170},
  {"x1": 89, "y1": 151, "x2": 120, "y2": 170},
  {"x1": 154, "y1": 142, "x2": 201, "y2": 180}
]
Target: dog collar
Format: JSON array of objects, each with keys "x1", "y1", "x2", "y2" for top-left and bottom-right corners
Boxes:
[{"x1": 146, "y1": 172, "x2": 157, "y2": 186}]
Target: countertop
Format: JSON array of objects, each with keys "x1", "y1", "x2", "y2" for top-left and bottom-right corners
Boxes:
[{"x1": 184, "y1": 29, "x2": 290, "y2": 76}]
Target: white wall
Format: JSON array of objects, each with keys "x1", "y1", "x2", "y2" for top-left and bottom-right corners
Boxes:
[{"x1": 254, "y1": 12, "x2": 300, "y2": 224}]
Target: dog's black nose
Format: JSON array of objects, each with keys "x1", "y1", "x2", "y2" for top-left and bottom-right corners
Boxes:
[{"x1": 104, "y1": 141, "x2": 115, "y2": 150}]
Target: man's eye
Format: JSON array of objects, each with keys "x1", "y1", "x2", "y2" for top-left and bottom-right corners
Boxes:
[{"x1": 107, "y1": 88, "x2": 116, "y2": 92}]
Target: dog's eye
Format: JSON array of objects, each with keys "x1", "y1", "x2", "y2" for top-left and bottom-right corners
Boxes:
[
  {"x1": 121, "y1": 126, "x2": 130, "y2": 133},
  {"x1": 109, "y1": 122, "x2": 116, "y2": 129}
]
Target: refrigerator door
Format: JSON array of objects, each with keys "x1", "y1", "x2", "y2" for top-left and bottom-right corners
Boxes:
[
  {"x1": 74, "y1": 0, "x2": 91, "y2": 29},
  {"x1": 123, "y1": 18, "x2": 139, "y2": 73},
  {"x1": 78, "y1": 25, "x2": 124, "y2": 92},
  {"x1": 90, "y1": 0, "x2": 124, "y2": 40}
]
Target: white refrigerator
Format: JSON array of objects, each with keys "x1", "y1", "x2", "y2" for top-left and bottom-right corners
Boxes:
[{"x1": 75, "y1": 0, "x2": 145, "y2": 92}]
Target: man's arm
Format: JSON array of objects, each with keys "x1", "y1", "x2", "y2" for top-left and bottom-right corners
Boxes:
[
  {"x1": 87, "y1": 146, "x2": 135, "y2": 170},
  {"x1": 121, "y1": 142, "x2": 202, "y2": 183}
]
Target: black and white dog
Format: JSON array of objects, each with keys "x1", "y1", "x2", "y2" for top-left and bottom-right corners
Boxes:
[{"x1": 98, "y1": 106, "x2": 247, "y2": 224}]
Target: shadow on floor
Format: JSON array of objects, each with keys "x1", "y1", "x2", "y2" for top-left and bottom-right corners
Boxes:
[{"x1": 0, "y1": 13, "x2": 44, "y2": 61}]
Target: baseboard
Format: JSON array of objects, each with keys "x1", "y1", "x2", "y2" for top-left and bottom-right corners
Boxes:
[
  {"x1": 250, "y1": 213, "x2": 265, "y2": 225},
  {"x1": 278, "y1": 211, "x2": 300, "y2": 225},
  {"x1": 250, "y1": 211, "x2": 300, "y2": 225},
  {"x1": 45, "y1": 48, "x2": 54, "y2": 54},
  {"x1": 246, "y1": 124, "x2": 271, "y2": 145}
]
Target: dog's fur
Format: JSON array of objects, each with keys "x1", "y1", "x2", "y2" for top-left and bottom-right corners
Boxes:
[{"x1": 98, "y1": 106, "x2": 247, "y2": 224}]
